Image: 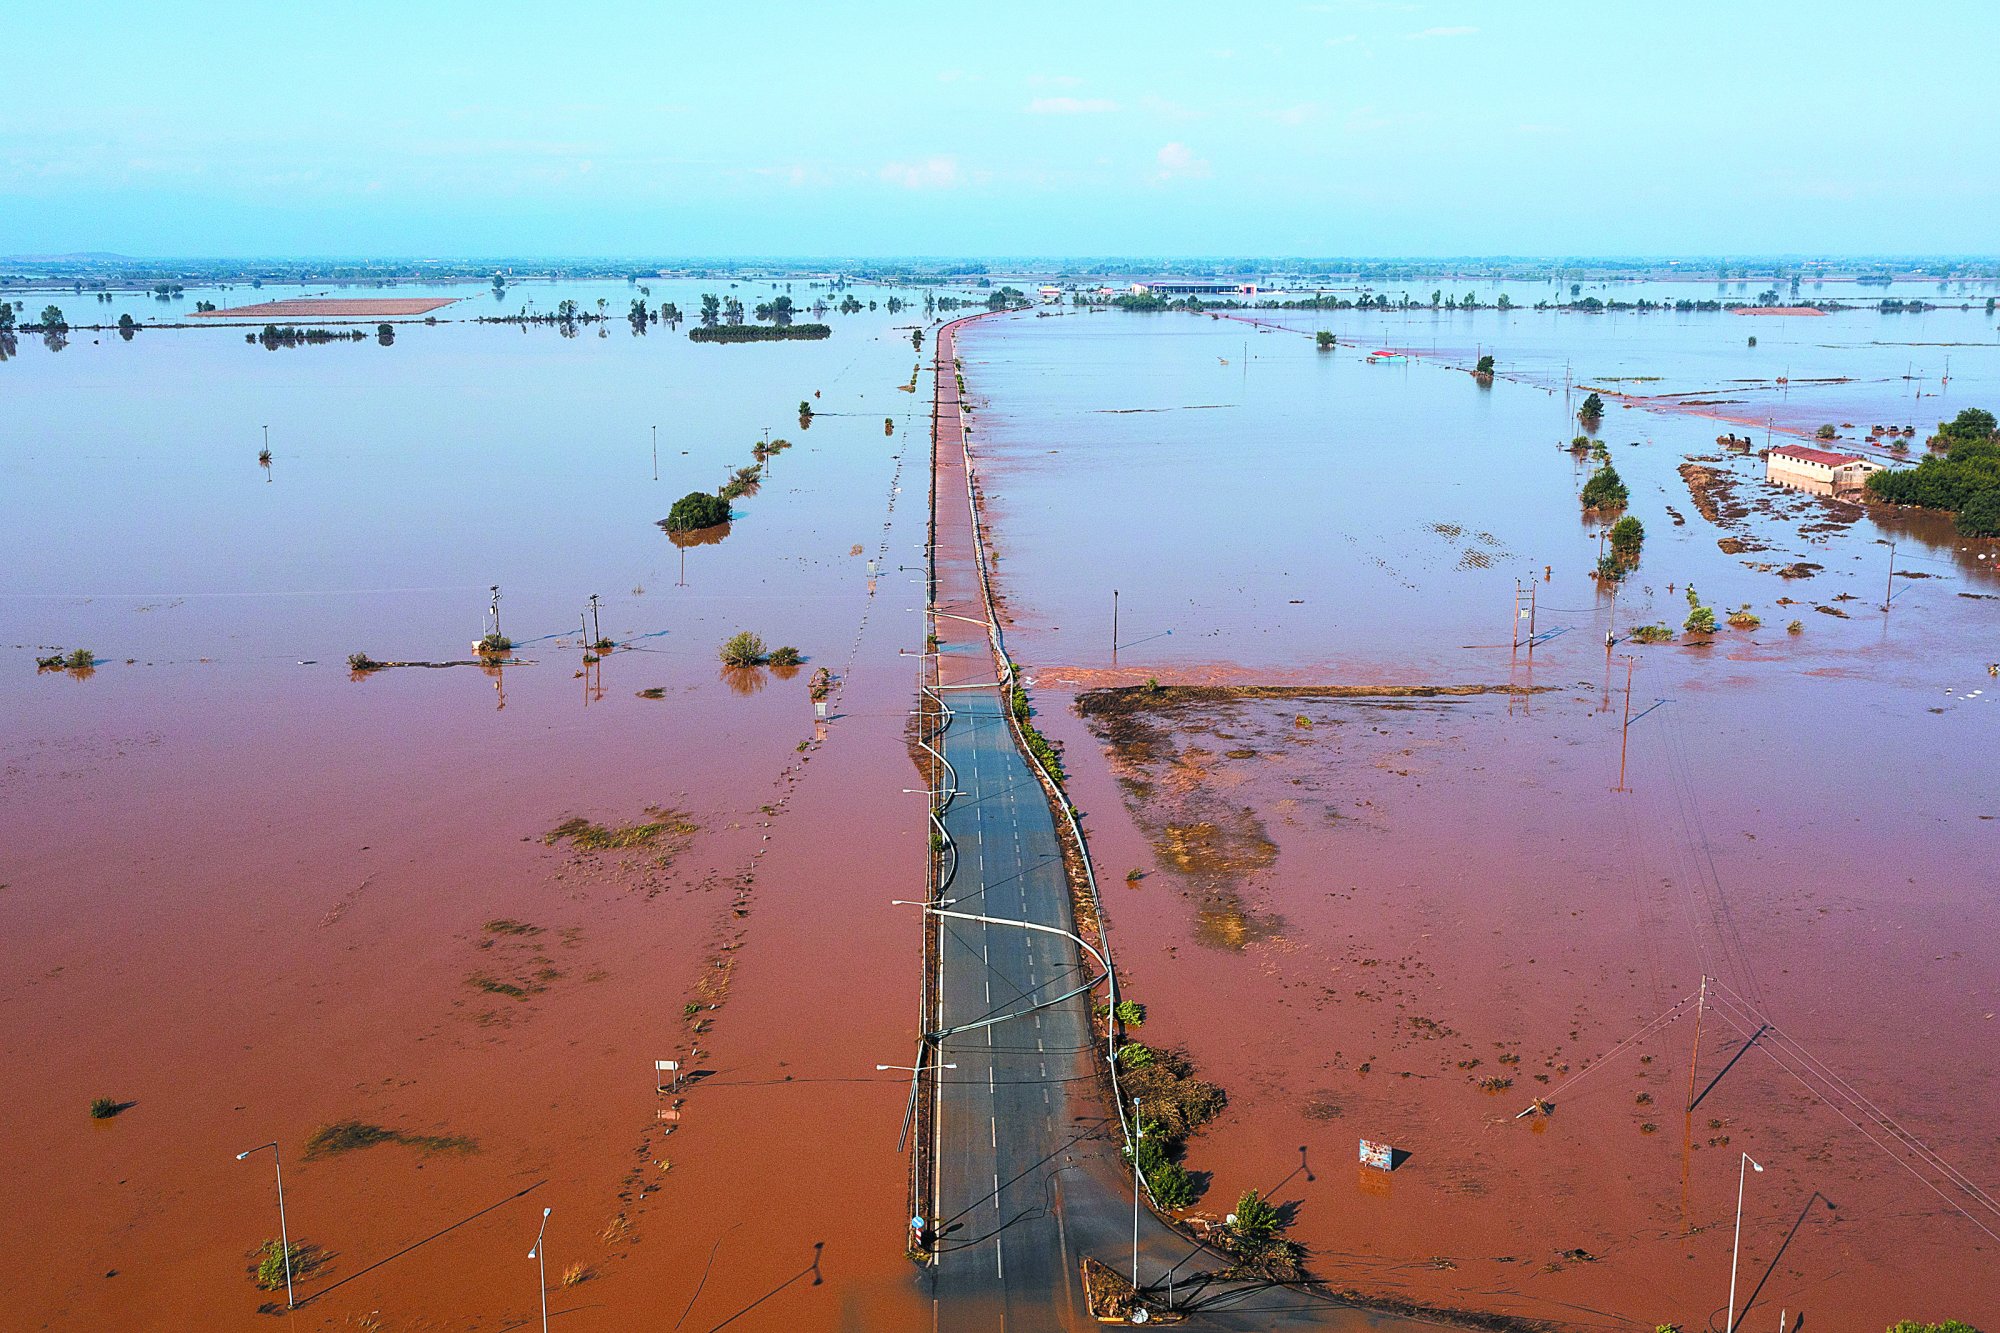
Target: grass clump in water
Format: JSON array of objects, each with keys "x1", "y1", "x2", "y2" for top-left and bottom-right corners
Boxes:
[
  {"x1": 249, "y1": 1238, "x2": 326, "y2": 1290},
  {"x1": 545, "y1": 807, "x2": 697, "y2": 851},
  {"x1": 89, "y1": 1097, "x2": 125, "y2": 1120},
  {"x1": 304, "y1": 1120, "x2": 478, "y2": 1159}
]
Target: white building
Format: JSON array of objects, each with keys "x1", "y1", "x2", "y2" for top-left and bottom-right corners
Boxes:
[{"x1": 1766, "y1": 444, "x2": 1883, "y2": 491}]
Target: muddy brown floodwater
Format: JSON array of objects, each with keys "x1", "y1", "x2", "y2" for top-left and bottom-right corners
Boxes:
[
  {"x1": 956, "y1": 306, "x2": 2000, "y2": 1332},
  {"x1": 1, "y1": 283, "x2": 945, "y2": 1330}
]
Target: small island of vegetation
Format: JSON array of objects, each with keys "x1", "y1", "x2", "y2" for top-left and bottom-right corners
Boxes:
[
  {"x1": 1865, "y1": 407, "x2": 2000, "y2": 536},
  {"x1": 688, "y1": 323, "x2": 832, "y2": 344},
  {"x1": 666, "y1": 491, "x2": 732, "y2": 532}
]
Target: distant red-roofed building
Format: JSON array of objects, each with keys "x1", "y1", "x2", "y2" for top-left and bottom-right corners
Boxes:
[{"x1": 1767, "y1": 443, "x2": 1884, "y2": 491}]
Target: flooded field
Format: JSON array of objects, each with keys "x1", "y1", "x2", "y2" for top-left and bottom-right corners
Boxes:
[
  {"x1": 4, "y1": 278, "x2": 1995, "y2": 1330},
  {"x1": 957, "y1": 304, "x2": 1999, "y2": 1329},
  {"x1": 1, "y1": 282, "x2": 945, "y2": 1329}
]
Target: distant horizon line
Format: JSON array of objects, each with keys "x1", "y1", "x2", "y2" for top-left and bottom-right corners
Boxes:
[{"x1": 7, "y1": 251, "x2": 2000, "y2": 269}]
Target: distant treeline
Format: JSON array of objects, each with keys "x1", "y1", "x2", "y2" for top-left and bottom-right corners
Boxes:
[{"x1": 688, "y1": 323, "x2": 831, "y2": 343}]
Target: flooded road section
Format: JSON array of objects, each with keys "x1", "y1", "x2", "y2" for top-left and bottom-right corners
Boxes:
[
  {"x1": 956, "y1": 308, "x2": 1999, "y2": 1331},
  {"x1": 2, "y1": 286, "x2": 944, "y2": 1329}
]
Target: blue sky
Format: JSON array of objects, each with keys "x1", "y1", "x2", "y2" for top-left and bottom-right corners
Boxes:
[{"x1": 4, "y1": 0, "x2": 1994, "y2": 258}]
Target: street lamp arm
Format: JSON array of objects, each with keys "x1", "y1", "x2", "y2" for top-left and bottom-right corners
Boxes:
[
  {"x1": 922, "y1": 906, "x2": 1110, "y2": 978},
  {"x1": 927, "y1": 973, "x2": 1106, "y2": 1041}
]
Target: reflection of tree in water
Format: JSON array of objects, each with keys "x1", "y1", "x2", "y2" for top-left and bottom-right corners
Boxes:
[
  {"x1": 665, "y1": 522, "x2": 731, "y2": 549},
  {"x1": 719, "y1": 665, "x2": 769, "y2": 697},
  {"x1": 770, "y1": 661, "x2": 802, "y2": 684}
]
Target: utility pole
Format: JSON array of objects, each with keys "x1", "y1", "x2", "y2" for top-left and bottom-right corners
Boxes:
[
  {"x1": 489, "y1": 585, "x2": 502, "y2": 641},
  {"x1": 1112, "y1": 589, "x2": 1119, "y2": 663},
  {"x1": 1131, "y1": 1096, "x2": 1143, "y2": 1300},
  {"x1": 651, "y1": 424, "x2": 658, "y2": 481},
  {"x1": 589, "y1": 593, "x2": 602, "y2": 647},
  {"x1": 1884, "y1": 540, "x2": 1897, "y2": 612}
]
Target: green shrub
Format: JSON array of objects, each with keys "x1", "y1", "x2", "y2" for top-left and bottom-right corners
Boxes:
[
  {"x1": 1684, "y1": 604, "x2": 1716, "y2": 634},
  {"x1": 1148, "y1": 1161, "x2": 1198, "y2": 1210},
  {"x1": 252, "y1": 1239, "x2": 306, "y2": 1291},
  {"x1": 476, "y1": 633, "x2": 512, "y2": 656},
  {"x1": 1609, "y1": 515, "x2": 1645, "y2": 558},
  {"x1": 665, "y1": 491, "x2": 731, "y2": 532},
  {"x1": 89, "y1": 1097, "x2": 122, "y2": 1120},
  {"x1": 1118, "y1": 1042, "x2": 1156, "y2": 1069},
  {"x1": 768, "y1": 645, "x2": 803, "y2": 667},
  {"x1": 1114, "y1": 1000, "x2": 1147, "y2": 1025},
  {"x1": 1475, "y1": 354, "x2": 1494, "y2": 375},
  {"x1": 1231, "y1": 1190, "x2": 1281, "y2": 1238},
  {"x1": 1579, "y1": 391, "x2": 1605, "y2": 421},
  {"x1": 719, "y1": 631, "x2": 768, "y2": 667},
  {"x1": 1315, "y1": 330, "x2": 1335, "y2": 351},
  {"x1": 347, "y1": 651, "x2": 383, "y2": 672},
  {"x1": 1727, "y1": 604, "x2": 1761, "y2": 628},
  {"x1": 1580, "y1": 463, "x2": 1629, "y2": 511},
  {"x1": 1886, "y1": 1321, "x2": 1981, "y2": 1333}
]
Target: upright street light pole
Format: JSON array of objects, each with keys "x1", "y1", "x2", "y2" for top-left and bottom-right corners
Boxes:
[
  {"x1": 528, "y1": 1205, "x2": 552, "y2": 1333},
  {"x1": 1131, "y1": 1096, "x2": 1143, "y2": 1297},
  {"x1": 1728, "y1": 1152, "x2": 1764, "y2": 1333},
  {"x1": 234, "y1": 1141, "x2": 293, "y2": 1309}
]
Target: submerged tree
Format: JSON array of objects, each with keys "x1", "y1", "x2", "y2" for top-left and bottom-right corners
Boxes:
[
  {"x1": 665, "y1": 491, "x2": 731, "y2": 532},
  {"x1": 1580, "y1": 462, "x2": 1629, "y2": 512},
  {"x1": 1579, "y1": 391, "x2": 1605, "y2": 426}
]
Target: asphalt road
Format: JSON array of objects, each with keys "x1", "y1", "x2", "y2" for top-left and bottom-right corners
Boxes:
[{"x1": 925, "y1": 687, "x2": 1435, "y2": 1332}]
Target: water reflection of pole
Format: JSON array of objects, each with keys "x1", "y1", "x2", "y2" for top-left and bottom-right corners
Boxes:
[
  {"x1": 1680, "y1": 976, "x2": 1709, "y2": 1232},
  {"x1": 652, "y1": 424, "x2": 658, "y2": 482},
  {"x1": 1112, "y1": 588, "x2": 1119, "y2": 663},
  {"x1": 1613, "y1": 655, "x2": 1636, "y2": 793}
]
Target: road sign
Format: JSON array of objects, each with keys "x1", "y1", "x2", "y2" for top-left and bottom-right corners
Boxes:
[
  {"x1": 1359, "y1": 1138, "x2": 1396, "y2": 1171},
  {"x1": 655, "y1": 1059, "x2": 680, "y2": 1092}
]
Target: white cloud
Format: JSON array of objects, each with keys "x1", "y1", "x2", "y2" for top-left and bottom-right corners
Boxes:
[
  {"x1": 1026, "y1": 96, "x2": 1119, "y2": 115},
  {"x1": 1408, "y1": 24, "x2": 1478, "y2": 38},
  {"x1": 879, "y1": 156, "x2": 963, "y2": 190},
  {"x1": 1154, "y1": 141, "x2": 1210, "y2": 181}
]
